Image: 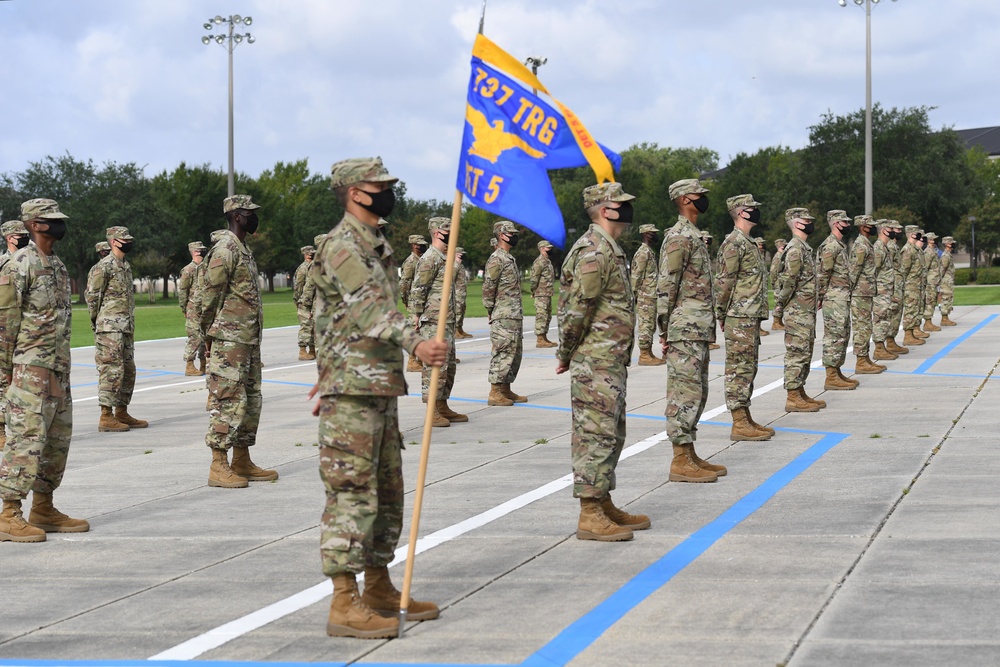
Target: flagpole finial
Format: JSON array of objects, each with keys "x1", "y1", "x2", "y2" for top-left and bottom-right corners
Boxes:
[{"x1": 478, "y1": 0, "x2": 487, "y2": 34}]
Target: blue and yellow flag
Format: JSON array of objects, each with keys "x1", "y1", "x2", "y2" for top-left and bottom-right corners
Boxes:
[{"x1": 456, "y1": 34, "x2": 622, "y2": 249}]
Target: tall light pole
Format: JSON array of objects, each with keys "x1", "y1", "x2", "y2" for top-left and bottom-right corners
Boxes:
[
  {"x1": 202, "y1": 14, "x2": 255, "y2": 197},
  {"x1": 838, "y1": 0, "x2": 898, "y2": 215},
  {"x1": 524, "y1": 56, "x2": 547, "y2": 96}
]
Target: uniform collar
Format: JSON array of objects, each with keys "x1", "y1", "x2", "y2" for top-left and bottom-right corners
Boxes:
[{"x1": 590, "y1": 223, "x2": 625, "y2": 257}]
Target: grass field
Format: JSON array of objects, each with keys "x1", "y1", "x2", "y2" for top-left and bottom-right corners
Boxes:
[{"x1": 67, "y1": 282, "x2": 998, "y2": 349}]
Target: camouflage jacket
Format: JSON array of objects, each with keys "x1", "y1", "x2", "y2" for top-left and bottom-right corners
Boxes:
[
  {"x1": 292, "y1": 260, "x2": 310, "y2": 304},
  {"x1": 482, "y1": 248, "x2": 523, "y2": 320},
  {"x1": 312, "y1": 212, "x2": 423, "y2": 397},
  {"x1": 0, "y1": 243, "x2": 72, "y2": 374},
  {"x1": 200, "y1": 229, "x2": 263, "y2": 346},
  {"x1": 849, "y1": 235, "x2": 876, "y2": 298},
  {"x1": 924, "y1": 247, "x2": 942, "y2": 286},
  {"x1": 940, "y1": 250, "x2": 955, "y2": 287},
  {"x1": 178, "y1": 261, "x2": 199, "y2": 314},
  {"x1": 557, "y1": 224, "x2": 635, "y2": 365},
  {"x1": 408, "y1": 245, "x2": 456, "y2": 327},
  {"x1": 85, "y1": 253, "x2": 135, "y2": 334},
  {"x1": 899, "y1": 242, "x2": 924, "y2": 288},
  {"x1": 656, "y1": 216, "x2": 716, "y2": 342},
  {"x1": 714, "y1": 227, "x2": 767, "y2": 321},
  {"x1": 529, "y1": 254, "x2": 555, "y2": 298},
  {"x1": 399, "y1": 252, "x2": 421, "y2": 308},
  {"x1": 630, "y1": 243, "x2": 657, "y2": 301},
  {"x1": 769, "y1": 249, "x2": 785, "y2": 290},
  {"x1": 872, "y1": 239, "x2": 895, "y2": 295},
  {"x1": 454, "y1": 263, "x2": 469, "y2": 303},
  {"x1": 774, "y1": 236, "x2": 816, "y2": 316},
  {"x1": 816, "y1": 234, "x2": 850, "y2": 301}
]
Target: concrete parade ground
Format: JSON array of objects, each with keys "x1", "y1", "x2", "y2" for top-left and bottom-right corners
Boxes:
[{"x1": 1, "y1": 305, "x2": 999, "y2": 667}]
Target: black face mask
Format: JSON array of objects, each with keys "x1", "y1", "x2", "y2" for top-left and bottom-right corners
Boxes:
[
  {"x1": 609, "y1": 202, "x2": 634, "y2": 224},
  {"x1": 861, "y1": 225, "x2": 875, "y2": 236},
  {"x1": 13, "y1": 235, "x2": 29, "y2": 249},
  {"x1": 838, "y1": 223, "x2": 853, "y2": 237},
  {"x1": 242, "y1": 213, "x2": 260, "y2": 235},
  {"x1": 439, "y1": 233, "x2": 450, "y2": 246},
  {"x1": 359, "y1": 188, "x2": 396, "y2": 218},
  {"x1": 40, "y1": 220, "x2": 67, "y2": 240},
  {"x1": 745, "y1": 209, "x2": 761, "y2": 225},
  {"x1": 800, "y1": 222, "x2": 815, "y2": 235},
  {"x1": 506, "y1": 234, "x2": 519, "y2": 247},
  {"x1": 195, "y1": 250, "x2": 206, "y2": 258},
  {"x1": 118, "y1": 241, "x2": 134, "y2": 254},
  {"x1": 691, "y1": 195, "x2": 710, "y2": 214}
]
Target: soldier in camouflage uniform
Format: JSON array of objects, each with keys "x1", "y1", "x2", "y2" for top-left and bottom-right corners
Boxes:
[
  {"x1": 769, "y1": 238, "x2": 788, "y2": 330},
  {"x1": 0, "y1": 199, "x2": 88, "y2": 542},
  {"x1": 872, "y1": 221, "x2": 902, "y2": 360},
  {"x1": 409, "y1": 216, "x2": 467, "y2": 428},
  {"x1": 0, "y1": 221, "x2": 29, "y2": 452},
  {"x1": 454, "y1": 247, "x2": 473, "y2": 339},
  {"x1": 483, "y1": 220, "x2": 527, "y2": 406},
  {"x1": 939, "y1": 236, "x2": 957, "y2": 326},
  {"x1": 849, "y1": 215, "x2": 886, "y2": 373},
  {"x1": 293, "y1": 245, "x2": 317, "y2": 360},
  {"x1": 95, "y1": 241, "x2": 110, "y2": 258},
  {"x1": 657, "y1": 179, "x2": 724, "y2": 483},
  {"x1": 200, "y1": 195, "x2": 277, "y2": 489},
  {"x1": 715, "y1": 195, "x2": 773, "y2": 441},
  {"x1": 816, "y1": 211, "x2": 857, "y2": 387},
  {"x1": 774, "y1": 208, "x2": 826, "y2": 412},
  {"x1": 900, "y1": 225, "x2": 928, "y2": 347},
  {"x1": 178, "y1": 241, "x2": 207, "y2": 376},
  {"x1": 400, "y1": 235, "x2": 428, "y2": 372},
  {"x1": 530, "y1": 240, "x2": 557, "y2": 348},
  {"x1": 886, "y1": 221, "x2": 908, "y2": 354},
  {"x1": 753, "y1": 237, "x2": 771, "y2": 337},
  {"x1": 86, "y1": 226, "x2": 147, "y2": 433},
  {"x1": 311, "y1": 157, "x2": 446, "y2": 638},
  {"x1": 557, "y1": 182, "x2": 648, "y2": 542},
  {"x1": 702, "y1": 231, "x2": 721, "y2": 351},
  {"x1": 922, "y1": 232, "x2": 943, "y2": 332},
  {"x1": 631, "y1": 223, "x2": 664, "y2": 366}
]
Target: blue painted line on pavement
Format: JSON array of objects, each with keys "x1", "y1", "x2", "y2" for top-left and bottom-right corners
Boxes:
[{"x1": 911, "y1": 314, "x2": 997, "y2": 374}]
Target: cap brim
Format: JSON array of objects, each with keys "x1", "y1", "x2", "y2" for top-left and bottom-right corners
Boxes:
[
  {"x1": 38, "y1": 212, "x2": 69, "y2": 220},
  {"x1": 367, "y1": 174, "x2": 399, "y2": 184}
]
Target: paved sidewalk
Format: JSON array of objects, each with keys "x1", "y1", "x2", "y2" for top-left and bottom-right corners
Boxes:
[{"x1": 0, "y1": 306, "x2": 997, "y2": 667}]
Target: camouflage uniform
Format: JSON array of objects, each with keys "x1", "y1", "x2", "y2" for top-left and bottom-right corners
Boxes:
[
  {"x1": 409, "y1": 220, "x2": 457, "y2": 403},
  {"x1": 889, "y1": 223, "x2": 905, "y2": 337},
  {"x1": 872, "y1": 226, "x2": 896, "y2": 343},
  {"x1": 398, "y1": 236, "x2": 426, "y2": 310},
  {"x1": 178, "y1": 241, "x2": 207, "y2": 365},
  {"x1": 630, "y1": 224, "x2": 659, "y2": 350},
  {"x1": 0, "y1": 200, "x2": 73, "y2": 501},
  {"x1": 200, "y1": 198, "x2": 264, "y2": 453},
  {"x1": 769, "y1": 240, "x2": 787, "y2": 291},
  {"x1": 454, "y1": 249, "x2": 470, "y2": 333},
  {"x1": 0, "y1": 221, "x2": 27, "y2": 441},
  {"x1": 899, "y1": 226, "x2": 924, "y2": 332},
  {"x1": 774, "y1": 215, "x2": 817, "y2": 390},
  {"x1": 849, "y1": 217, "x2": 877, "y2": 358},
  {"x1": 923, "y1": 234, "x2": 942, "y2": 320},
  {"x1": 558, "y1": 184, "x2": 635, "y2": 499},
  {"x1": 313, "y1": 157, "x2": 423, "y2": 576},
  {"x1": 293, "y1": 245, "x2": 316, "y2": 351},
  {"x1": 85, "y1": 227, "x2": 136, "y2": 409},
  {"x1": 939, "y1": 237, "x2": 955, "y2": 317},
  {"x1": 816, "y1": 217, "x2": 850, "y2": 369},
  {"x1": 530, "y1": 241, "x2": 555, "y2": 337},
  {"x1": 483, "y1": 221, "x2": 523, "y2": 385}
]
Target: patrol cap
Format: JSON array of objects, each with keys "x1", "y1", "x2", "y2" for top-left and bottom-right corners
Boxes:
[
  {"x1": 456, "y1": 246, "x2": 465, "y2": 256},
  {"x1": 21, "y1": 198, "x2": 68, "y2": 222},
  {"x1": 904, "y1": 225, "x2": 920, "y2": 236},
  {"x1": 785, "y1": 207, "x2": 815, "y2": 222},
  {"x1": 638, "y1": 224, "x2": 658, "y2": 235},
  {"x1": 428, "y1": 217, "x2": 451, "y2": 232},
  {"x1": 537, "y1": 240, "x2": 553, "y2": 250},
  {"x1": 1, "y1": 220, "x2": 27, "y2": 237},
  {"x1": 701, "y1": 231, "x2": 713, "y2": 240},
  {"x1": 852, "y1": 214, "x2": 872, "y2": 227},
  {"x1": 377, "y1": 218, "x2": 389, "y2": 227},
  {"x1": 874, "y1": 219, "x2": 890, "y2": 227},
  {"x1": 95, "y1": 241, "x2": 111, "y2": 254},
  {"x1": 924, "y1": 232, "x2": 938, "y2": 240},
  {"x1": 408, "y1": 235, "x2": 428, "y2": 246},
  {"x1": 330, "y1": 157, "x2": 398, "y2": 189},
  {"x1": 726, "y1": 194, "x2": 762, "y2": 212},
  {"x1": 668, "y1": 178, "x2": 709, "y2": 201},
  {"x1": 582, "y1": 182, "x2": 635, "y2": 209},
  {"x1": 942, "y1": 236, "x2": 954, "y2": 245},
  {"x1": 188, "y1": 241, "x2": 207, "y2": 251},
  {"x1": 775, "y1": 238, "x2": 788, "y2": 247},
  {"x1": 106, "y1": 226, "x2": 134, "y2": 242},
  {"x1": 223, "y1": 194, "x2": 260, "y2": 214},
  {"x1": 300, "y1": 245, "x2": 315, "y2": 255},
  {"x1": 754, "y1": 237, "x2": 765, "y2": 245},
  {"x1": 314, "y1": 234, "x2": 327, "y2": 246},
  {"x1": 490, "y1": 237, "x2": 498, "y2": 247},
  {"x1": 827, "y1": 210, "x2": 851, "y2": 223},
  {"x1": 493, "y1": 220, "x2": 517, "y2": 236},
  {"x1": 889, "y1": 220, "x2": 903, "y2": 230}
]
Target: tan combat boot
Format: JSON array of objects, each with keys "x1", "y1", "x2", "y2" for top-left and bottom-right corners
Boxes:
[
  {"x1": 886, "y1": 336, "x2": 909, "y2": 354},
  {"x1": 298, "y1": 347, "x2": 311, "y2": 361},
  {"x1": 327, "y1": 573, "x2": 399, "y2": 638},
  {"x1": 903, "y1": 329, "x2": 925, "y2": 346},
  {"x1": 745, "y1": 407, "x2": 776, "y2": 438},
  {"x1": 803, "y1": 388, "x2": 826, "y2": 409},
  {"x1": 0, "y1": 423, "x2": 5, "y2": 451},
  {"x1": 689, "y1": 445, "x2": 729, "y2": 477},
  {"x1": 98, "y1": 405, "x2": 129, "y2": 432},
  {"x1": 430, "y1": 404, "x2": 450, "y2": 428},
  {"x1": 670, "y1": 445, "x2": 718, "y2": 483},
  {"x1": 436, "y1": 400, "x2": 468, "y2": 423},
  {"x1": 487, "y1": 384, "x2": 513, "y2": 407},
  {"x1": 758, "y1": 326, "x2": 769, "y2": 337},
  {"x1": 941, "y1": 314, "x2": 956, "y2": 326},
  {"x1": 536, "y1": 334, "x2": 557, "y2": 349},
  {"x1": 576, "y1": 497, "x2": 633, "y2": 541},
  {"x1": 198, "y1": 357, "x2": 207, "y2": 375},
  {"x1": 115, "y1": 406, "x2": 148, "y2": 428},
  {"x1": 308, "y1": 344, "x2": 317, "y2": 358},
  {"x1": 913, "y1": 327, "x2": 929, "y2": 339},
  {"x1": 406, "y1": 356, "x2": 423, "y2": 373},
  {"x1": 923, "y1": 319, "x2": 941, "y2": 332},
  {"x1": 231, "y1": 447, "x2": 279, "y2": 481},
  {"x1": 708, "y1": 342, "x2": 720, "y2": 350},
  {"x1": 771, "y1": 316, "x2": 785, "y2": 330},
  {"x1": 1, "y1": 499, "x2": 46, "y2": 543},
  {"x1": 785, "y1": 388, "x2": 820, "y2": 413},
  {"x1": 185, "y1": 361, "x2": 200, "y2": 376},
  {"x1": 600, "y1": 494, "x2": 651, "y2": 530},
  {"x1": 503, "y1": 384, "x2": 528, "y2": 403},
  {"x1": 824, "y1": 367, "x2": 856, "y2": 390},
  {"x1": 362, "y1": 566, "x2": 440, "y2": 621},
  {"x1": 837, "y1": 368, "x2": 860, "y2": 388},
  {"x1": 456, "y1": 327, "x2": 474, "y2": 339},
  {"x1": 638, "y1": 348, "x2": 666, "y2": 366},
  {"x1": 873, "y1": 341, "x2": 898, "y2": 361},
  {"x1": 28, "y1": 492, "x2": 90, "y2": 533},
  {"x1": 208, "y1": 449, "x2": 248, "y2": 488},
  {"x1": 730, "y1": 407, "x2": 770, "y2": 441}
]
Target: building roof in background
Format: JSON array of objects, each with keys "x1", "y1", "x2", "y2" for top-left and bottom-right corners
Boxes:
[{"x1": 956, "y1": 126, "x2": 1000, "y2": 157}]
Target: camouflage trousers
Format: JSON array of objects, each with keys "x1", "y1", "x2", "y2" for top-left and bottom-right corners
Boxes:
[
  {"x1": 534, "y1": 295, "x2": 553, "y2": 336},
  {"x1": 665, "y1": 340, "x2": 709, "y2": 445},
  {"x1": 872, "y1": 287, "x2": 894, "y2": 342},
  {"x1": 456, "y1": 294, "x2": 468, "y2": 331},
  {"x1": 0, "y1": 365, "x2": 72, "y2": 500},
  {"x1": 205, "y1": 341, "x2": 262, "y2": 451},
  {"x1": 782, "y1": 305, "x2": 816, "y2": 390},
  {"x1": 183, "y1": 308, "x2": 205, "y2": 363},
  {"x1": 890, "y1": 282, "x2": 904, "y2": 337},
  {"x1": 923, "y1": 282, "x2": 940, "y2": 319},
  {"x1": 95, "y1": 331, "x2": 136, "y2": 408},
  {"x1": 940, "y1": 282, "x2": 954, "y2": 315},
  {"x1": 851, "y1": 296, "x2": 874, "y2": 357},
  {"x1": 318, "y1": 394, "x2": 403, "y2": 576},
  {"x1": 488, "y1": 317, "x2": 523, "y2": 384},
  {"x1": 570, "y1": 359, "x2": 626, "y2": 498},
  {"x1": 421, "y1": 322, "x2": 456, "y2": 402},
  {"x1": 297, "y1": 304, "x2": 315, "y2": 349},
  {"x1": 902, "y1": 282, "x2": 923, "y2": 330},
  {"x1": 723, "y1": 317, "x2": 760, "y2": 410},
  {"x1": 635, "y1": 293, "x2": 657, "y2": 350},
  {"x1": 821, "y1": 290, "x2": 851, "y2": 369}
]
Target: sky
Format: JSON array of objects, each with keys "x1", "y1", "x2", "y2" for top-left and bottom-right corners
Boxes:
[{"x1": 1, "y1": 0, "x2": 998, "y2": 201}]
